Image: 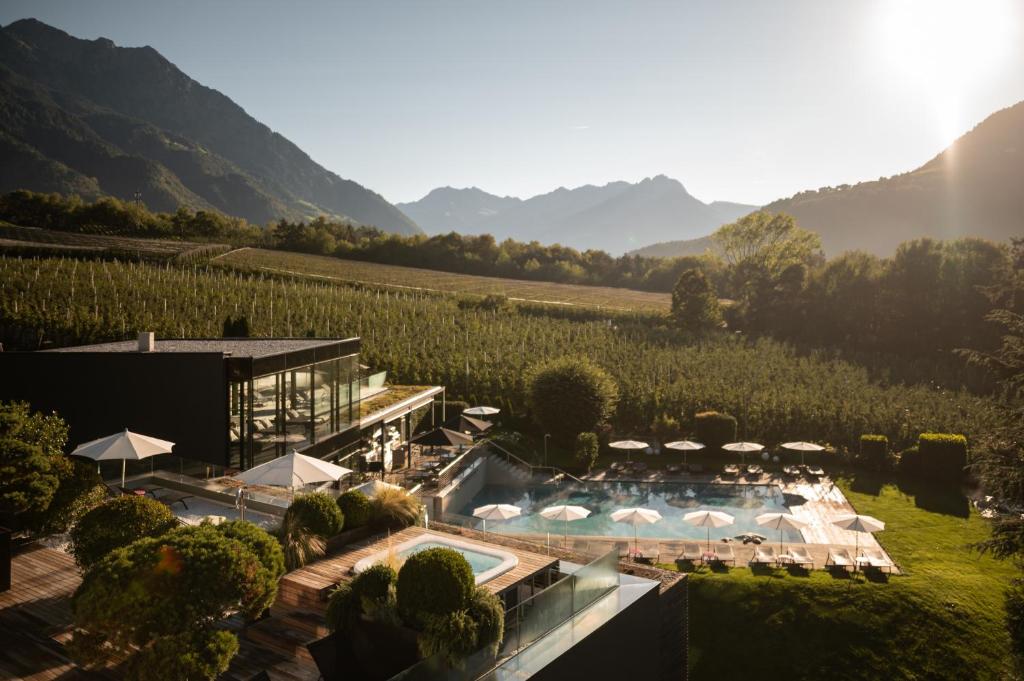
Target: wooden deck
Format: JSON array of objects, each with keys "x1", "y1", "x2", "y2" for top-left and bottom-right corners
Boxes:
[{"x1": 280, "y1": 526, "x2": 559, "y2": 610}]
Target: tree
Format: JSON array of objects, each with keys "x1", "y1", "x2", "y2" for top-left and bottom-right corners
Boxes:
[
  {"x1": 670, "y1": 268, "x2": 722, "y2": 333},
  {"x1": 70, "y1": 495, "x2": 178, "y2": 569},
  {"x1": 574, "y1": 432, "x2": 599, "y2": 472},
  {"x1": 526, "y1": 357, "x2": 619, "y2": 445},
  {"x1": 712, "y1": 211, "x2": 821, "y2": 276},
  {"x1": 70, "y1": 523, "x2": 280, "y2": 680}
]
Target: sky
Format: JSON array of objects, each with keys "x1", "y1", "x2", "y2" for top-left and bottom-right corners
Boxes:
[{"x1": 2, "y1": 0, "x2": 1022, "y2": 206}]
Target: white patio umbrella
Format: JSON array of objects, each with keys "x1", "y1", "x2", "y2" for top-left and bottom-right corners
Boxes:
[
  {"x1": 683, "y1": 510, "x2": 735, "y2": 551},
  {"x1": 463, "y1": 406, "x2": 500, "y2": 418},
  {"x1": 610, "y1": 507, "x2": 663, "y2": 554},
  {"x1": 540, "y1": 504, "x2": 591, "y2": 545},
  {"x1": 70, "y1": 429, "x2": 175, "y2": 487},
  {"x1": 473, "y1": 503, "x2": 522, "y2": 532},
  {"x1": 781, "y1": 441, "x2": 825, "y2": 466},
  {"x1": 832, "y1": 514, "x2": 885, "y2": 569},
  {"x1": 755, "y1": 512, "x2": 808, "y2": 554},
  {"x1": 235, "y1": 450, "x2": 352, "y2": 497},
  {"x1": 722, "y1": 441, "x2": 764, "y2": 465},
  {"x1": 664, "y1": 440, "x2": 705, "y2": 465},
  {"x1": 609, "y1": 439, "x2": 649, "y2": 463}
]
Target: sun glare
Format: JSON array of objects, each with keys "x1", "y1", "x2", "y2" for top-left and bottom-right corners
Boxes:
[{"x1": 871, "y1": 0, "x2": 1020, "y2": 143}]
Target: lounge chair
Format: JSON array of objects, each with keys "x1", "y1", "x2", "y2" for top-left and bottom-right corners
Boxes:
[
  {"x1": 633, "y1": 543, "x2": 660, "y2": 564},
  {"x1": 806, "y1": 465, "x2": 825, "y2": 477},
  {"x1": 677, "y1": 542, "x2": 704, "y2": 563},
  {"x1": 859, "y1": 549, "x2": 894, "y2": 573},
  {"x1": 746, "y1": 464, "x2": 763, "y2": 476},
  {"x1": 784, "y1": 546, "x2": 814, "y2": 569},
  {"x1": 612, "y1": 540, "x2": 631, "y2": 560},
  {"x1": 826, "y1": 547, "x2": 855, "y2": 571},
  {"x1": 154, "y1": 490, "x2": 194, "y2": 509},
  {"x1": 723, "y1": 464, "x2": 740, "y2": 476},
  {"x1": 712, "y1": 543, "x2": 736, "y2": 566},
  {"x1": 782, "y1": 465, "x2": 801, "y2": 477},
  {"x1": 666, "y1": 464, "x2": 681, "y2": 474},
  {"x1": 749, "y1": 545, "x2": 777, "y2": 566}
]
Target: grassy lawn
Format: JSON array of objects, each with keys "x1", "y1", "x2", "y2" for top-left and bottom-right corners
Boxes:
[{"x1": 680, "y1": 472, "x2": 1017, "y2": 680}]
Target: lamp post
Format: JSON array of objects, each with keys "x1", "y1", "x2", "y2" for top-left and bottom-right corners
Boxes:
[{"x1": 543, "y1": 434, "x2": 551, "y2": 467}]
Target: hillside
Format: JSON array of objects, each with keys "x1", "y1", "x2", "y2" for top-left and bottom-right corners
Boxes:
[
  {"x1": 398, "y1": 175, "x2": 756, "y2": 254},
  {"x1": 629, "y1": 234, "x2": 714, "y2": 259},
  {"x1": 0, "y1": 19, "x2": 419, "y2": 234},
  {"x1": 764, "y1": 100, "x2": 1024, "y2": 256}
]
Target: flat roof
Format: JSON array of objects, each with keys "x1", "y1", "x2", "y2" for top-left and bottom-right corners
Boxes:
[{"x1": 44, "y1": 338, "x2": 348, "y2": 358}]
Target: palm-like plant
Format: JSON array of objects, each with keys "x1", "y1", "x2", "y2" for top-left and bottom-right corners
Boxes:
[
  {"x1": 371, "y1": 488, "x2": 421, "y2": 530},
  {"x1": 276, "y1": 512, "x2": 326, "y2": 571}
]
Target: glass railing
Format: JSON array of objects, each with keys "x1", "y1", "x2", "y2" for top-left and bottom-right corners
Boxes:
[{"x1": 387, "y1": 548, "x2": 620, "y2": 681}]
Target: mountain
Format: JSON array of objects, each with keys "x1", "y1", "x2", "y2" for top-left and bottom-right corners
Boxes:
[
  {"x1": 629, "y1": 234, "x2": 714, "y2": 259},
  {"x1": 0, "y1": 19, "x2": 419, "y2": 234},
  {"x1": 398, "y1": 176, "x2": 756, "y2": 254},
  {"x1": 762, "y1": 101, "x2": 1024, "y2": 256}
]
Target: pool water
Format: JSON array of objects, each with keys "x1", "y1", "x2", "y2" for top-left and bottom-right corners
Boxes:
[
  {"x1": 458, "y1": 481, "x2": 804, "y2": 543},
  {"x1": 397, "y1": 540, "x2": 503, "y2": 575}
]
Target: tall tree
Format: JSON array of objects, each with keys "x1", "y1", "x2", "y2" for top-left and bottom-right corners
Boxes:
[{"x1": 670, "y1": 268, "x2": 722, "y2": 333}]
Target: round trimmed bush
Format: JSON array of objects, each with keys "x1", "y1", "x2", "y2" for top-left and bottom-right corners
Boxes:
[
  {"x1": 351, "y1": 563, "x2": 397, "y2": 607},
  {"x1": 284, "y1": 491, "x2": 343, "y2": 538},
  {"x1": 337, "y1": 490, "x2": 371, "y2": 529},
  {"x1": 694, "y1": 411, "x2": 737, "y2": 450},
  {"x1": 397, "y1": 547, "x2": 474, "y2": 625},
  {"x1": 215, "y1": 520, "x2": 286, "y2": 583},
  {"x1": 69, "y1": 495, "x2": 176, "y2": 570}
]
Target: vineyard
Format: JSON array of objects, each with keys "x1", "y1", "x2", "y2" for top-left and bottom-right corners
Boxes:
[
  {"x1": 0, "y1": 254, "x2": 1001, "y2": 449},
  {"x1": 0, "y1": 223, "x2": 229, "y2": 262},
  {"x1": 217, "y1": 247, "x2": 672, "y2": 312}
]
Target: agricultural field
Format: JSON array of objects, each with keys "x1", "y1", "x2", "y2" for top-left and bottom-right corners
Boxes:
[
  {"x1": 0, "y1": 223, "x2": 229, "y2": 261},
  {"x1": 216, "y1": 247, "x2": 671, "y2": 312},
  {"x1": 0, "y1": 255, "x2": 1001, "y2": 450}
]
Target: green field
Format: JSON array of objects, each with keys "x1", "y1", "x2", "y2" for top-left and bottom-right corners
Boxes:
[
  {"x1": 682, "y1": 473, "x2": 1017, "y2": 680},
  {"x1": 217, "y1": 247, "x2": 672, "y2": 312},
  {"x1": 0, "y1": 223, "x2": 229, "y2": 261}
]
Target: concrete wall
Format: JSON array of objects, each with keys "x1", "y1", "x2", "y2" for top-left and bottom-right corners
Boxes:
[{"x1": 433, "y1": 456, "x2": 489, "y2": 520}]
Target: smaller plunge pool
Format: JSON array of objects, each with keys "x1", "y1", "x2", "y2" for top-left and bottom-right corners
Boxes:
[{"x1": 353, "y1": 534, "x2": 519, "y2": 585}]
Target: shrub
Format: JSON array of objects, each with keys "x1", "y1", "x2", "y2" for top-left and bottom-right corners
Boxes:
[
  {"x1": 397, "y1": 547, "x2": 474, "y2": 626},
  {"x1": 0, "y1": 401, "x2": 70, "y2": 526},
  {"x1": 417, "y1": 610, "x2": 479, "y2": 664},
  {"x1": 215, "y1": 520, "x2": 285, "y2": 613},
  {"x1": 337, "y1": 490, "x2": 372, "y2": 528},
  {"x1": 325, "y1": 582, "x2": 357, "y2": 633},
  {"x1": 652, "y1": 413, "x2": 681, "y2": 444},
  {"x1": 276, "y1": 511, "x2": 326, "y2": 571},
  {"x1": 898, "y1": 446, "x2": 921, "y2": 474},
  {"x1": 351, "y1": 563, "x2": 397, "y2": 614},
  {"x1": 123, "y1": 629, "x2": 238, "y2": 681},
  {"x1": 70, "y1": 495, "x2": 177, "y2": 570},
  {"x1": 918, "y1": 433, "x2": 969, "y2": 482},
  {"x1": 1006, "y1": 579, "x2": 1024, "y2": 667},
  {"x1": 467, "y1": 586, "x2": 505, "y2": 654},
  {"x1": 284, "y1": 491, "x2": 344, "y2": 538},
  {"x1": 859, "y1": 434, "x2": 889, "y2": 470},
  {"x1": 370, "y1": 487, "x2": 421, "y2": 530},
  {"x1": 70, "y1": 524, "x2": 277, "y2": 676},
  {"x1": 694, "y1": 411, "x2": 737, "y2": 450},
  {"x1": 574, "y1": 432, "x2": 599, "y2": 472},
  {"x1": 526, "y1": 356, "x2": 619, "y2": 445}
]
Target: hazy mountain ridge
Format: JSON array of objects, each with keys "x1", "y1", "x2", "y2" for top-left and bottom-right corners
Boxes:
[
  {"x1": 399, "y1": 175, "x2": 756, "y2": 254},
  {"x1": 0, "y1": 18, "x2": 419, "y2": 233}
]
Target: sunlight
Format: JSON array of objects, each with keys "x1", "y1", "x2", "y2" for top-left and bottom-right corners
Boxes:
[{"x1": 871, "y1": 0, "x2": 1019, "y2": 143}]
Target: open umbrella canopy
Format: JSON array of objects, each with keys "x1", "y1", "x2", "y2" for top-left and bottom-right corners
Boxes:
[
  {"x1": 781, "y1": 442, "x2": 825, "y2": 452},
  {"x1": 756, "y1": 512, "x2": 809, "y2": 552},
  {"x1": 609, "y1": 439, "x2": 649, "y2": 462},
  {"x1": 474, "y1": 503, "x2": 522, "y2": 521},
  {"x1": 235, "y1": 450, "x2": 352, "y2": 489},
  {"x1": 664, "y1": 441, "x2": 705, "y2": 451},
  {"x1": 70, "y1": 429, "x2": 175, "y2": 486},
  {"x1": 832, "y1": 514, "x2": 885, "y2": 533},
  {"x1": 443, "y1": 414, "x2": 493, "y2": 436},
  {"x1": 722, "y1": 442, "x2": 764, "y2": 452},
  {"x1": 684, "y1": 510, "x2": 735, "y2": 551},
  {"x1": 409, "y1": 427, "x2": 474, "y2": 447},
  {"x1": 540, "y1": 504, "x2": 591, "y2": 544},
  {"x1": 463, "y1": 406, "x2": 500, "y2": 417},
  {"x1": 611, "y1": 507, "x2": 663, "y2": 552}
]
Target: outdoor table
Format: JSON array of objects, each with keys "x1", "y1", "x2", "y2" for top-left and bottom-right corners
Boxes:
[{"x1": 126, "y1": 483, "x2": 165, "y2": 496}]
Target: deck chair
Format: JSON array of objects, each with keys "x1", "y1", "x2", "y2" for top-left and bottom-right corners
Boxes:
[
  {"x1": 860, "y1": 549, "x2": 894, "y2": 573},
  {"x1": 612, "y1": 540, "x2": 631, "y2": 560},
  {"x1": 785, "y1": 546, "x2": 814, "y2": 568},
  {"x1": 677, "y1": 542, "x2": 703, "y2": 563},
  {"x1": 634, "y1": 543, "x2": 660, "y2": 564},
  {"x1": 750, "y1": 545, "x2": 777, "y2": 566},
  {"x1": 712, "y1": 543, "x2": 736, "y2": 565},
  {"x1": 154, "y1": 490, "x2": 193, "y2": 509},
  {"x1": 826, "y1": 547, "x2": 855, "y2": 571}
]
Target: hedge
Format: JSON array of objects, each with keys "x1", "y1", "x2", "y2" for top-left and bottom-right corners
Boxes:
[
  {"x1": 284, "y1": 492, "x2": 344, "y2": 538},
  {"x1": 859, "y1": 434, "x2": 889, "y2": 470},
  {"x1": 917, "y1": 433, "x2": 969, "y2": 482},
  {"x1": 397, "y1": 547, "x2": 474, "y2": 626},
  {"x1": 337, "y1": 490, "x2": 372, "y2": 529},
  {"x1": 694, "y1": 411, "x2": 737, "y2": 450}
]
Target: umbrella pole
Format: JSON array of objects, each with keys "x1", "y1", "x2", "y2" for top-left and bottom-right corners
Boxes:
[
  {"x1": 634, "y1": 525, "x2": 638, "y2": 555},
  {"x1": 707, "y1": 527, "x2": 711, "y2": 553},
  {"x1": 564, "y1": 519, "x2": 568, "y2": 547},
  {"x1": 121, "y1": 460, "x2": 126, "y2": 488}
]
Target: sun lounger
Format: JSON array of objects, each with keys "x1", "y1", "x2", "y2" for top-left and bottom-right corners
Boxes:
[
  {"x1": 712, "y1": 543, "x2": 736, "y2": 565},
  {"x1": 806, "y1": 465, "x2": 825, "y2": 476},
  {"x1": 826, "y1": 547, "x2": 855, "y2": 571},
  {"x1": 859, "y1": 549, "x2": 894, "y2": 573},
  {"x1": 154, "y1": 490, "x2": 194, "y2": 509},
  {"x1": 749, "y1": 545, "x2": 777, "y2": 565},
  {"x1": 746, "y1": 464, "x2": 763, "y2": 476},
  {"x1": 678, "y1": 542, "x2": 704, "y2": 563},
  {"x1": 784, "y1": 546, "x2": 814, "y2": 568},
  {"x1": 666, "y1": 464, "x2": 681, "y2": 474},
  {"x1": 612, "y1": 540, "x2": 631, "y2": 560},
  {"x1": 723, "y1": 464, "x2": 740, "y2": 476},
  {"x1": 782, "y1": 465, "x2": 801, "y2": 477},
  {"x1": 633, "y1": 543, "x2": 660, "y2": 564}
]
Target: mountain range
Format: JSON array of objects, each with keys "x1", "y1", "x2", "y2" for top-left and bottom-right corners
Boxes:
[
  {"x1": 634, "y1": 100, "x2": 1024, "y2": 258},
  {"x1": 397, "y1": 176, "x2": 757, "y2": 255},
  {"x1": 0, "y1": 19, "x2": 419, "y2": 234}
]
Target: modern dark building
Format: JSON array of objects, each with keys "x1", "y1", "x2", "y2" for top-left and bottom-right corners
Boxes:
[{"x1": 0, "y1": 333, "x2": 361, "y2": 470}]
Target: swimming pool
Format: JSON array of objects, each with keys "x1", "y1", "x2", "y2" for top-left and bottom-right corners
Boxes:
[
  {"x1": 457, "y1": 481, "x2": 804, "y2": 543},
  {"x1": 353, "y1": 534, "x2": 519, "y2": 584}
]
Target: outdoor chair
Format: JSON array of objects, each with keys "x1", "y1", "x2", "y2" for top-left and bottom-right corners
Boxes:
[
  {"x1": 782, "y1": 465, "x2": 801, "y2": 477},
  {"x1": 612, "y1": 540, "x2": 631, "y2": 559},
  {"x1": 723, "y1": 464, "x2": 740, "y2": 476},
  {"x1": 826, "y1": 548, "x2": 855, "y2": 571},
  {"x1": 806, "y1": 465, "x2": 825, "y2": 477},
  {"x1": 634, "y1": 543, "x2": 660, "y2": 564},
  {"x1": 666, "y1": 464, "x2": 681, "y2": 474},
  {"x1": 785, "y1": 546, "x2": 814, "y2": 569},
  {"x1": 859, "y1": 549, "x2": 894, "y2": 573},
  {"x1": 712, "y1": 543, "x2": 736, "y2": 566},
  {"x1": 750, "y1": 545, "x2": 777, "y2": 566},
  {"x1": 678, "y1": 542, "x2": 704, "y2": 563},
  {"x1": 154, "y1": 491, "x2": 194, "y2": 509},
  {"x1": 746, "y1": 464, "x2": 764, "y2": 476}
]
